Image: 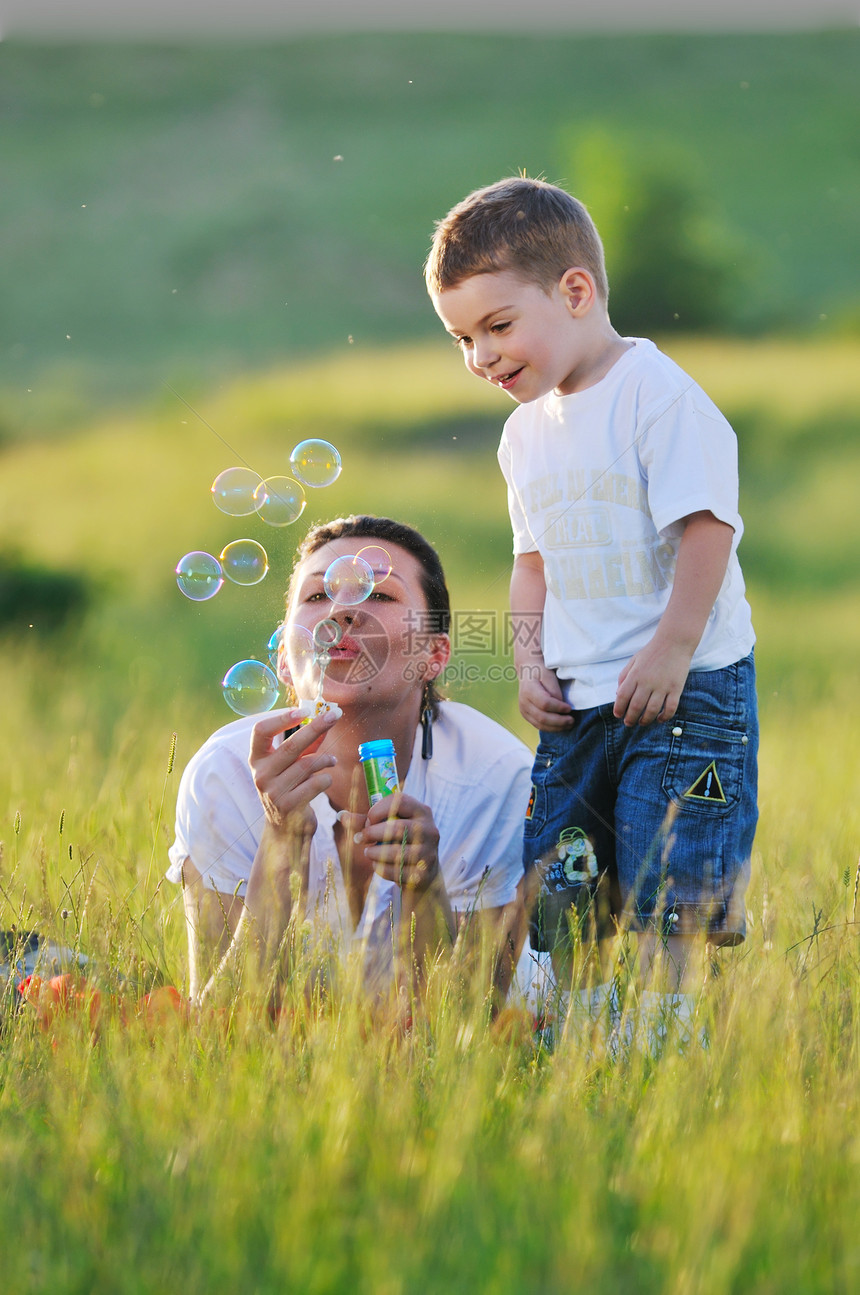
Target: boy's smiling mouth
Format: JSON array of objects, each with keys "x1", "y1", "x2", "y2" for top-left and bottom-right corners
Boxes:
[{"x1": 493, "y1": 367, "x2": 524, "y2": 389}]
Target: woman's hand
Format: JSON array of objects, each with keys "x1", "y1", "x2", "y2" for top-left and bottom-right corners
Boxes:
[
  {"x1": 205, "y1": 707, "x2": 341, "y2": 1003},
  {"x1": 343, "y1": 792, "x2": 441, "y2": 893},
  {"x1": 249, "y1": 707, "x2": 339, "y2": 835},
  {"x1": 344, "y1": 792, "x2": 456, "y2": 981}
]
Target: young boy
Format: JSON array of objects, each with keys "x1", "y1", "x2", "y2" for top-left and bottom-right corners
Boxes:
[{"x1": 425, "y1": 177, "x2": 758, "y2": 1040}]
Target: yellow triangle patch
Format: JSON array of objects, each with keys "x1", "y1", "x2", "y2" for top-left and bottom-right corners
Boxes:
[{"x1": 684, "y1": 760, "x2": 727, "y2": 803}]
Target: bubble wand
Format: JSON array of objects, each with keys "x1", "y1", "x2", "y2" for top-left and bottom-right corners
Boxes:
[{"x1": 293, "y1": 618, "x2": 344, "y2": 720}]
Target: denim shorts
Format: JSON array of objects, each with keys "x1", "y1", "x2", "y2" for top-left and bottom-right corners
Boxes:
[{"x1": 524, "y1": 652, "x2": 759, "y2": 950}]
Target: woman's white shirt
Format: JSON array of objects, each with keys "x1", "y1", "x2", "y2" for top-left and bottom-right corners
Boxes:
[{"x1": 167, "y1": 701, "x2": 534, "y2": 989}]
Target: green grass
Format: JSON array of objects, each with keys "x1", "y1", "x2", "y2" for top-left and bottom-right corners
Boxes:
[
  {"x1": 0, "y1": 688, "x2": 857, "y2": 1292},
  {"x1": 1, "y1": 337, "x2": 859, "y2": 1290}
]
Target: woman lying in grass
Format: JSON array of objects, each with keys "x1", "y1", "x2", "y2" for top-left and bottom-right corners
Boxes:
[{"x1": 167, "y1": 516, "x2": 536, "y2": 1018}]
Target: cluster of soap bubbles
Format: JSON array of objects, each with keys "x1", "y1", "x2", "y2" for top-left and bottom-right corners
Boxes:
[
  {"x1": 224, "y1": 548, "x2": 393, "y2": 719},
  {"x1": 174, "y1": 439, "x2": 345, "y2": 716},
  {"x1": 175, "y1": 440, "x2": 342, "y2": 607}
]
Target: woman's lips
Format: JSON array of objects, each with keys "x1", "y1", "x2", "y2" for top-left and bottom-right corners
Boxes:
[{"x1": 328, "y1": 637, "x2": 360, "y2": 659}]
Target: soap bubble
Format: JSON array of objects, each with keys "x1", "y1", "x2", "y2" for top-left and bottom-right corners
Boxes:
[
  {"x1": 253, "y1": 475, "x2": 306, "y2": 527},
  {"x1": 283, "y1": 624, "x2": 318, "y2": 700},
  {"x1": 211, "y1": 467, "x2": 264, "y2": 516},
  {"x1": 221, "y1": 660, "x2": 280, "y2": 715},
  {"x1": 323, "y1": 554, "x2": 375, "y2": 606},
  {"x1": 290, "y1": 439, "x2": 342, "y2": 488},
  {"x1": 220, "y1": 539, "x2": 269, "y2": 586},
  {"x1": 286, "y1": 612, "x2": 391, "y2": 696},
  {"x1": 355, "y1": 544, "x2": 393, "y2": 584},
  {"x1": 267, "y1": 624, "x2": 284, "y2": 669},
  {"x1": 175, "y1": 551, "x2": 224, "y2": 601}
]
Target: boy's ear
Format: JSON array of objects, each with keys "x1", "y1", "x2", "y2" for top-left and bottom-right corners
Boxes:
[{"x1": 558, "y1": 267, "x2": 596, "y2": 317}]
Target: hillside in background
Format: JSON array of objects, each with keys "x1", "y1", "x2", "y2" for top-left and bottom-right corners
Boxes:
[
  {"x1": 2, "y1": 31, "x2": 858, "y2": 422},
  {"x1": 0, "y1": 336, "x2": 856, "y2": 747}
]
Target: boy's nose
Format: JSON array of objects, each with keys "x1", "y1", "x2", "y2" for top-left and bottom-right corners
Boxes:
[{"x1": 470, "y1": 337, "x2": 500, "y2": 371}]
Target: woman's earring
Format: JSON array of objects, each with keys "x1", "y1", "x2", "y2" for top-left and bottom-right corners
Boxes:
[{"x1": 420, "y1": 683, "x2": 434, "y2": 760}]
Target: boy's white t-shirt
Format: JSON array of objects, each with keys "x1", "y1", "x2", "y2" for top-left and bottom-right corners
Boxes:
[{"x1": 498, "y1": 337, "x2": 755, "y2": 710}]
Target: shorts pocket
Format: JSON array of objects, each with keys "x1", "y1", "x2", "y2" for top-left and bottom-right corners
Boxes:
[
  {"x1": 662, "y1": 720, "x2": 750, "y2": 817},
  {"x1": 523, "y1": 733, "x2": 565, "y2": 837}
]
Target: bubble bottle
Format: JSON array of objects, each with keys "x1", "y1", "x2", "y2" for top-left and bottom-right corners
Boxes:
[{"x1": 358, "y1": 740, "x2": 399, "y2": 805}]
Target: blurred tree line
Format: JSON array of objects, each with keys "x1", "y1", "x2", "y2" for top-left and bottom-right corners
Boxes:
[
  {"x1": 0, "y1": 550, "x2": 91, "y2": 635},
  {"x1": 570, "y1": 129, "x2": 750, "y2": 334}
]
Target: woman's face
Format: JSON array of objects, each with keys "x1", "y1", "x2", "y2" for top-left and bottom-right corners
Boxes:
[{"x1": 280, "y1": 537, "x2": 450, "y2": 709}]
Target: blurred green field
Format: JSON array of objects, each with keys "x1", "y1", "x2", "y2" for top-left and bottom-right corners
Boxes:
[
  {"x1": 1, "y1": 332, "x2": 858, "y2": 726},
  {"x1": 2, "y1": 329, "x2": 857, "y2": 819},
  {"x1": 0, "y1": 335, "x2": 858, "y2": 1291},
  {"x1": 2, "y1": 30, "x2": 859, "y2": 421}
]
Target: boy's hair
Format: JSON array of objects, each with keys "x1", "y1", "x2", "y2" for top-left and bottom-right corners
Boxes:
[{"x1": 425, "y1": 176, "x2": 609, "y2": 302}]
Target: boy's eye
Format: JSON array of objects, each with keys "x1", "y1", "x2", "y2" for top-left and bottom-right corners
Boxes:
[
  {"x1": 491, "y1": 321, "x2": 510, "y2": 334},
  {"x1": 453, "y1": 336, "x2": 472, "y2": 350}
]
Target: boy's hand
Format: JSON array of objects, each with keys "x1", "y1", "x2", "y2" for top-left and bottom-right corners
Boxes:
[
  {"x1": 614, "y1": 512, "x2": 733, "y2": 727},
  {"x1": 614, "y1": 639, "x2": 693, "y2": 727},
  {"x1": 509, "y1": 552, "x2": 574, "y2": 733},
  {"x1": 519, "y1": 666, "x2": 575, "y2": 732}
]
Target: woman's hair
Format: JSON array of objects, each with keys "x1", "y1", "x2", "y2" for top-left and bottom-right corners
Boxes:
[
  {"x1": 287, "y1": 515, "x2": 451, "y2": 714},
  {"x1": 425, "y1": 175, "x2": 609, "y2": 302}
]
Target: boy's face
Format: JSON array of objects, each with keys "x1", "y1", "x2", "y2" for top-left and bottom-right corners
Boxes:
[{"x1": 430, "y1": 269, "x2": 593, "y2": 403}]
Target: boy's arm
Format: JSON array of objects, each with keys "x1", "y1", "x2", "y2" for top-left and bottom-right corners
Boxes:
[
  {"x1": 510, "y1": 552, "x2": 575, "y2": 732},
  {"x1": 614, "y1": 510, "x2": 735, "y2": 727}
]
